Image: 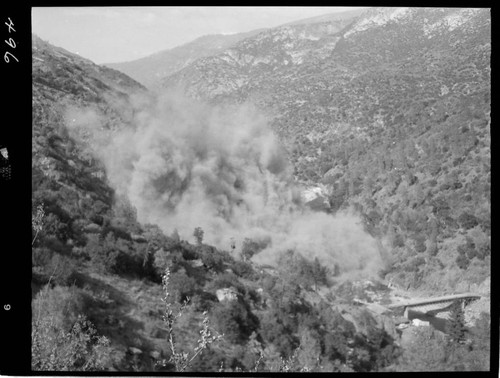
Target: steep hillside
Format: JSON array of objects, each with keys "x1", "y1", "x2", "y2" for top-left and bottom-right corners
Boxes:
[
  {"x1": 159, "y1": 7, "x2": 491, "y2": 293},
  {"x1": 32, "y1": 33, "x2": 148, "y2": 290},
  {"x1": 160, "y1": 14, "x2": 360, "y2": 103},
  {"x1": 105, "y1": 29, "x2": 265, "y2": 89},
  {"x1": 282, "y1": 8, "x2": 366, "y2": 26},
  {"x1": 30, "y1": 35, "x2": 404, "y2": 373},
  {"x1": 30, "y1": 8, "x2": 491, "y2": 371}
]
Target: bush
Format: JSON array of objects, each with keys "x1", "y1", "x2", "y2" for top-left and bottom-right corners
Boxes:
[
  {"x1": 241, "y1": 237, "x2": 271, "y2": 261},
  {"x1": 446, "y1": 302, "x2": 467, "y2": 345},
  {"x1": 191, "y1": 291, "x2": 219, "y2": 312},
  {"x1": 457, "y1": 236, "x2": 476, "y2": 264},
  {"x1": 46, "y1": 253, "x2": 78, "y2": 286},
  {"x1": 395, "y1": 327, "x2": 449, "y2": 371},
  {"x1": 32, "y1": 285, "x2": 113, "y2": 371},
  {"x1": 158, "y1": 267, "x2": 223, "y2": 372},
  {"x1": 198, "y1": 245, "x2": 225, "y2": 272},
  {"x1": 413, "y1": 234, "x2": 427, "y2": 253},
  {"x1": 211, "y1": 300, "x2": 259, "y2": 345},
  {"x1": 85, "y1": 233, "x2": 119, "y2": 273},
  {"x1": 277, "y1": 250, "x2": 316, "y2": 290},
  {"x1": 168, "y1": 270, "x2": 198, "y2": 303},
  {"x1": 32, "y1": 314, "x2": 112, "y2": 371},
  {"x1": 193, "y1": 227, "x2": 204, "y2": 245},
  {"x1": 180, "y1": 242, "x2": 199, "y2": 261},
  {"x1": 458, "y1": 212, "x2": 479, "y2": 230},
  {"x1": 32, "y1": 246, "x2": 54, "y2": 271},
  {"x1": 207, "y1": 272, "x2": 246, "y2": 295},
  {"x1": 231, "y1": 260, "x2": 256, "y2": 279}
]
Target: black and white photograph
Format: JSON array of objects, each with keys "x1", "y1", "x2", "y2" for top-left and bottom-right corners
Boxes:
[{"x1": 22, "y1": 6, "x2": 494, "y2": 373}]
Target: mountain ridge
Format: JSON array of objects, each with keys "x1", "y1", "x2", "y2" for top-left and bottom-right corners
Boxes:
[
  {"x1": 158, "y1": 7, "x2": 491, "y2": 293},
  {"x1": 104, "y1": 28, "x2": 267, "y2": 89},
  {"x1": 105, "y1": 8, "x2": 367, "y2": 89},
  {"x1": 30, "y1": 8, "x2": 491, "y2": 372}
]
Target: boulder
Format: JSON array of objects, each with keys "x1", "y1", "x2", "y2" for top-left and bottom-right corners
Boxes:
[
  {"x1": 128, "y1": 347, "x2": 143, "y2": 355},
  {"x1": 216, "y1": 287, "x2": 238, "y2": 302},
  {"x1": 149, "y1": 350, "x2": 161, "y2": 360},
  {"x1": 302, "y1": 186, "x2": 331, "y2": 211},
  {"x1": 131, "y1": 234, "x2": 147, "y2": 243},
  {"x1": 411, "y1": 318, "x2": 430, "y2": 327}
]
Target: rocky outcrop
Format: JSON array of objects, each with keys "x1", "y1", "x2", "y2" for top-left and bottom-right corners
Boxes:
[{"x1": 216, "y1": 287, "x2": 238, "y2": 302}]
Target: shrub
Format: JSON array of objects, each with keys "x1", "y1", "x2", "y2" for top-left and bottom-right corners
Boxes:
[
  {"x1": 32, "y1": 314, "x2": 112, "y2": 371},
  {"x1": 413, "y1": 234, "x2": 427, "y2": 253},
  {"x1": 392, "y1": 233, "x2": 406, "y2": 248},
  {"x1": 457, "y1": 237, "x2": 476, "y2": 262},
  {"x1": 45, "y1": 253, "x2": 78, "y2": 286},
  {"x1": 168, "y1": 270, "x2": 198, "y2": 303},
  {"x1": 198, "y1": 245, "x2": 225, "y2": 272},
  {"x1": 231, "y1": 260, "x2": 256, "y2": 279},
  {"x1": 157, "y1": 267, "x2": 223, "y2": 372},
  {"x1": 85, "y1": 233, "x2": 114, "y2": 273},
  {"x1": 191, "y1": 291, "x2": 219, "y2": 312},
  {"x1": 32, "y1": 285, "x2": 112, "y2": 371},
  {"x1": 446, "y1": 302, "x2": 467, "y2": 345},
  {"x1": 180, "y1": 242, "x2": 199, "y2": 260},
  {"x1": 211, "y1": 300, "x2": 259, "y2": 345},
  {"x1": 458, "y1": 212, "x2": 479, "y2": 230},
  {"x1": 241, "y1": 237, "x2": 270, "y2": 261},
  {"x1": 207, "y1": 272, "x2": 246, "y2": 295},
  {"x1": 193, "y1": 227, "x2": 204, "y2": 245},
  {"x1": 395, "y1": 327, "x2": 449, "y2": 371}
]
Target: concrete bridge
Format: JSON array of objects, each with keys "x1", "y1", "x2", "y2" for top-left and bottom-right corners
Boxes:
[{"x1": 388, "y1": 293, "x2": 481, "y2": 318}]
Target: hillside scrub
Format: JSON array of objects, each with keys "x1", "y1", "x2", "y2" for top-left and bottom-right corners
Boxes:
[{"x1": 30, "y1": 10, "x2": 490, "y2": 371}]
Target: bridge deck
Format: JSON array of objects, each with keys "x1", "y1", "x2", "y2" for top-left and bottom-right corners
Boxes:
[{"x1": 387, "y1": 293, "x2": 480, "y2": 309}]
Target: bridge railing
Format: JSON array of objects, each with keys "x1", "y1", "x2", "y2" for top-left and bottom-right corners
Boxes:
[{"x1": 387, "y1": 293, "x2": 480, "y2": 309}]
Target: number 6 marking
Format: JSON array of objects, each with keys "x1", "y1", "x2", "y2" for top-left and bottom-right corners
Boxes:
[
  {"x1": 4, "y1": 51, "x2": 18, "y2": 63},
  {"x1": 5, "y1": 37, "x2": 15, "y2": 48}
]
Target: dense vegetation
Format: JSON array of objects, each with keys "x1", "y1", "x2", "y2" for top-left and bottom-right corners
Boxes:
[
  {"x1": 32, "y1": 33, "x2": 404, "y2": 372},
  {"x1": 286, "y1": 9, "x2": 491, "y2": 293},
  {"x1": 160, "y1": 8, "x2": 491, "y2": 293},
  {"x1": 31, "y1": 7, "x2": 490, "y2": 372}
]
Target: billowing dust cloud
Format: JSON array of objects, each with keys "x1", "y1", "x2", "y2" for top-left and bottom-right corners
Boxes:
[{"x1": 65, "y1": 92, "x2": 382, "y2": 278}]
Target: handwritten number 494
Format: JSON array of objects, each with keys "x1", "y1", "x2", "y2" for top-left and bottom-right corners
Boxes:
[{"x1": 4, "y1": 17, "x2": 18, "y2": 63}]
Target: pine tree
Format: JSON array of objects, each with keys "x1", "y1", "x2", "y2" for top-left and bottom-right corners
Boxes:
[
  {"x1": 193, "y1": 227, "x2": 204, "y2": 245},
  {"x1": 311, "y1": 257, "x2": 328, "y2": 291},
  {"x1": 446, "y1": 302, "x2": 467, "y2": 345}
]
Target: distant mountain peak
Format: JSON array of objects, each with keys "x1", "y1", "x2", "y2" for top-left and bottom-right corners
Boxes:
[
  {"x1": 105, "y1": 29, "x2": 267, "y2": 89},
  {"x1": 343, "y1": 7, "x2": 413, "y2": 37}
]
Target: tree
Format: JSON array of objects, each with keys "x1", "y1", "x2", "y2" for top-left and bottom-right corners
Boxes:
[
  {"x1": 168, "y1": 270, "x2": 198, "y2": 303},
  {"x1": 427, "y1": 214, "x2": 439, "y2": 256},
  {"x1": 32, "y1": 203, "x2": 45, "y2": 246},
  {"x1": 241, "y1": 238, "x2": 269, "y2": 261},
  {"x1": 86, "y1": 232, "x2": 121, "y2": 273},
  {"x1": 32, "y1": 286, "x2": 112, "y2": 371},
  {"x1": 446, "y1": 302, "x2": 467, "y2": 346},
  {"x1": 395, "y1": 327, "x2": 449, "y2": 371},
  {"x1": 159, "y1": 267, "x2": 223, "y2": 372},
  {"x1": 32, "y1": 315, "x2": 112, "y2": 371},
  {"x1": 193, "y1": 227, "x2": 204, "y2": 245},
  {"x1": 458, "y1": 212, "x2": 479, "y2": 230},
  {"x1": 311, "y1": 257, "x2": 329, "y2": 291},
  {"x1": 211, "y1": 300, "x2": 259, "y2": 345},
  {"x1": 291, "y1": 327, "x2": 319, "y2": 371}
]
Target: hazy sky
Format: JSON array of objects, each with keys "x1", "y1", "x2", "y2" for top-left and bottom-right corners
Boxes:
[{"x1": 32, "y1": 6, "x2": 365, "y2": 64}]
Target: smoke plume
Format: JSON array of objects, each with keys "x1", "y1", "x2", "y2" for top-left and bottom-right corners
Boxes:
[{"x1": 64, "y1": 92, "x2": 382, "y2": 279}]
